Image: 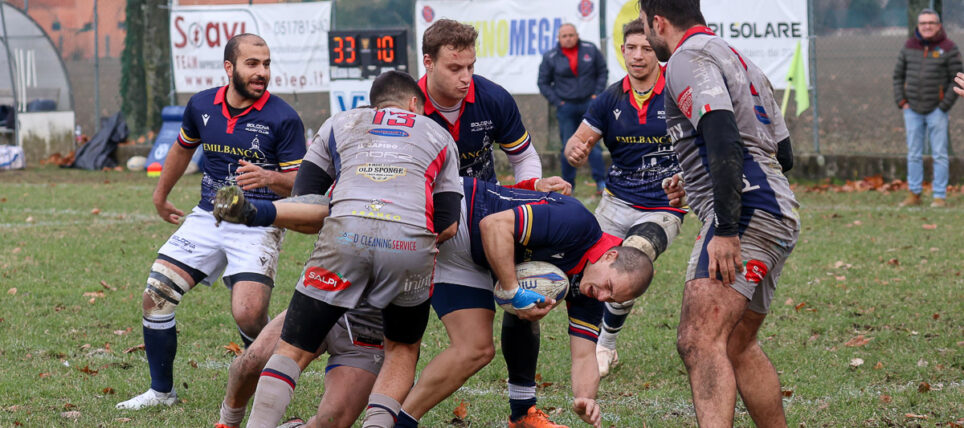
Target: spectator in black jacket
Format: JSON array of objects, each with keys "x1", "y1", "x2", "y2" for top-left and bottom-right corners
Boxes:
[
  {"x1": 539, "y1": 23, "x2": 609, "y2": 193},
  {"x1": 893, "y1": 8, "x2": 962, "y2": 208}
]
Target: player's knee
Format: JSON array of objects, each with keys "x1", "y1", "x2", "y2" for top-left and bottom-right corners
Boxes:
[
  {"x1": 461, "y1": 341, "x2": 496, "y2": 371},
  {"x1": 234, "y1": 315, "x2": 268, "y2": 340},
  {"x1": 625, "y1": 222, "x2": 670, "y2": 261},
  {"x1": 142, "y1": 262, "x2": 189, "y2": 317}
]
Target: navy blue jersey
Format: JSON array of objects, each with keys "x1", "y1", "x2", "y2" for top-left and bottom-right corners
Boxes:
[
  {"x1": 177, "y1": 86, "x2": 306, "y2": 211},
  {"x1": 463, "y1": 178, "x2": 623, "y2": 342},
  {"x1": 419, "y1": 75, "x2": 531, "y2": 183},
  {"x1": 584, "y1": 73, "x2": 684, "y2": 219}
]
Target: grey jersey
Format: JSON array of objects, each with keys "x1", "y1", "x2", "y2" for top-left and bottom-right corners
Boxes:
[
  {"x1": 663, "y1": 31, "x2": 799, "y2": 224},
  {"x1": 306, "y1": 107, "x2": 463, "y2": 232}
]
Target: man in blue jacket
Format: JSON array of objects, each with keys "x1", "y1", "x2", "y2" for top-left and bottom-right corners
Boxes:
[{"x1": 538, "y1": 23, "x2": 609, "y2": 193}]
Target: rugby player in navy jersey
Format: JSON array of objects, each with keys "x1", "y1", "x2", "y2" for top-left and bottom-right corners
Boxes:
[
  {"x1": 564, "y1": 19, "x2": 684, "y2": 378},
  {"x1": 213, "y1": 178, "x2": 654, "y2": 428},
  {"x1": 639, "y1": 0, "x2": 800, "y2": 425},
  {"x1": 117, "y1": 34, "x2": 306, "y2": 411},
  {"x1": 403, "y1": 18, "x2": 575, "y2": 428}
]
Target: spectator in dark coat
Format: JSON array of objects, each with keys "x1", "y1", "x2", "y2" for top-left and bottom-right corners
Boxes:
[
  {"x1": 893, "y1": 8, "x2": 962, "y2": 208},
  {"x1": 539, "y1": 23, "x2": 609, "y2": 193}
]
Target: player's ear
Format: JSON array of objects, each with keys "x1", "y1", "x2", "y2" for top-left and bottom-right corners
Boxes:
[
  {"x1": 224, "y1": 60, "x2": 233, "y2": 77},
  {"x1": 409, "y1": 96, "x2": 422, "y2": 115},
  {"x1": 423, "y1": 54, "x2": 433, "y2": 72}
]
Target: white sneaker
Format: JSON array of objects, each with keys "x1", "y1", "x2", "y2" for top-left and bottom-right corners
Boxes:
[
  {"x1": 596, "y1": 345, "x2": 619, "y2": 378},
  {"x1": 277, "y1": 418, "x2": 306, "y2": 428},
  {"x1": 115, "y1": 388, "x2": 178, "y2": 410}
]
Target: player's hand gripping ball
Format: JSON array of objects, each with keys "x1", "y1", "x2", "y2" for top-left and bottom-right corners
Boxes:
[
  {"x1": 213, "y1": 185, "x2": 257, "y2": 227},
  {"x1": 494, "y1": 261, "x2": 570, "y2": 315}
]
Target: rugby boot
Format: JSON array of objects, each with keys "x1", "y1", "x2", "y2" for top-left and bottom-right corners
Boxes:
[
  {"x1": 213, "y1": 185, "x2": 257, "y2": 226},
  {"x1": 898, "y1": 192, "x2": 921, "y2": 207},
  {"x1": 596, "y1": 345, "x2": 619, "y2": 378},
  {"x1": 931, "y1": 198, "x2": 946, "y2": 208},
  {"x1": 508, "y1": 406, "x2": 568, "y2": 428},
  {"x1": 213, "y1": 424, "x2": 238, "y2": 428},
  {"x1": 115, "y1": 388, "x2": 178, "y2": 410}
]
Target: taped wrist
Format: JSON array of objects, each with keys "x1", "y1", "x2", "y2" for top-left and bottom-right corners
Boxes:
[
  {"x1": 699, "y1": 110, "x2": 743, "y2": 237},
  {"x1": 248, "y1": 199, "x2": 277, "y2": 227}
]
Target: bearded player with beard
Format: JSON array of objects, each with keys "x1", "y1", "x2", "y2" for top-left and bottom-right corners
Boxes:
[{"x1": 117, "y1": 33, "x2": 307, "y2": 410}]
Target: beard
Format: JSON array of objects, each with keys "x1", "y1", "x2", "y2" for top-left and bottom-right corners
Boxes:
[
  {"x1": 232, "y1": 69, "x2": 266, "y2": 100},
  {"x1": 648, "y1": 35, "x2": 673, "y2": 62}
]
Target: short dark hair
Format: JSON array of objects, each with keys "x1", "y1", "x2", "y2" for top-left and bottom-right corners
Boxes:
[
  {"x1": 638, "y1": 0, "x2": 706, "y2": 30},
  {"x1": 610, "y1": 245, "x2": 654, "y2": 298},
  {"x1": 422, "y1": 19, "x2": 477, "y2": 59},
  {"x1": 623, "y1": 18, "x2": 647, "y2": 40},
  {"x1": 370, "y1": 70, "x2": 425, "y2": 110},
  {"x1": 224, "y1": 33, "x2": 267, "y2": 65}
]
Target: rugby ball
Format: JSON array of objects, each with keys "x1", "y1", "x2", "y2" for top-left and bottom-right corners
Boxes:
[
  {"x1": 126, "y1": 155, "x2": 147, "y2": 171},
  {"x1": 496, "y1": 261, "x2": 570, "y2": 315}
]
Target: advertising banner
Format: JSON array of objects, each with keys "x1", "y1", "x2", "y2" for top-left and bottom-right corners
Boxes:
[
  {"x1": 605, "y1": 0, "x2": 808, "y2": 89},
  {"x1": 171, "y1": 2, "x2": 331, "y2": 94},
  {"x1": 415, "y1": 0, "x2": 602, "y2": 94}
]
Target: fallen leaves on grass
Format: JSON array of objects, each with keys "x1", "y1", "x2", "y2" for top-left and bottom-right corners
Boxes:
[
  {"x1": 113, "y1": 328, "x2": 131, "y2": 336},
  {"x1": 922, "y1": 224, "x2": 938, "y2": 230},
  {"x1": 79, "y1": 365, "x2": 98, "y2": 376},
  {"x1": 7, "y1": 288, "x2": 16, "y2": 295},
  {"x1": 799, "y1": 175, "x2": 906, "y2": 193},
  {"x1": 115, "y1": 418, "x2": 132, "y2": 423},
  {"x1": 91, "y1": 208, "x2": 101, "y2": 215},
  {"x1": 905, "y1": 413, "x2": 928, "y2": 420},
  {"x1": 845, "y1": 335, "x2": 873, "y2": 347},
  {"x1": 452, "y1": 400, "x2": 468, "y2": 419},
  {"x1": 886, "y1": 258, "x2": 900, "y2": 266},
  {"x1": 794, "y1": 302, "x2": 807, "y2": 311},
  {"x1": 880, "y1": 394, "x2": 892, "y2": 403},
  {"x1": 124, "y1": 344, "x2": 145, "y2": 353},
  {"x1": 83, "y1": 291, "x2": 105, "y2": 298},
  {"x1": 781, "y1": 389, "x2": 793, "y2": 397},
  {"x1": 38, "y1": 372, "x2": 51, "y2": 378},
  {"x1": 224, "y1": 342, "x2": 242, "y2": 356},
  {"x1": 103, "y1": 387, "x2": 114, "y2": 394},
  {"x1": 100, "y1": 280, "x2": 117, "y2": 291},
  {"x1": 63, "y1": 403, "x2": 76, "y2": 409},
  {"x1": 918, "y1": 382, "x2": 931, "y2": 392},
  {"x1": 849, "y1": 358, "x2": 864, "y2": 368},
  {"x1": 60, "y1": 411, "x2": 81, "y2": 419},
  {"x1": 874, "y1": 361, "x2": 884, "y2": 370}
]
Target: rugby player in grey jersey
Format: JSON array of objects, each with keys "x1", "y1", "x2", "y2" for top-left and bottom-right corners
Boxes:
[{"x1": 639, "y1": 1, "x2": 799, "y2": 426}]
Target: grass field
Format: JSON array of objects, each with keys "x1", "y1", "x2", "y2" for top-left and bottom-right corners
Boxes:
[{"x1": 0, "y1": 166, "x2": 961, "y2": 427}]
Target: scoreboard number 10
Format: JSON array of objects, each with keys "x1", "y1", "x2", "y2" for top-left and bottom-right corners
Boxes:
[{"x1": 329, "y1": 29, "x2": 408, "y2": 80}]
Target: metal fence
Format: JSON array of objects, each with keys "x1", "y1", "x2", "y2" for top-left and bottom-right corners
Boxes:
[{"x1": 7, "y1": 0, "x2": 964, "y2": 158}]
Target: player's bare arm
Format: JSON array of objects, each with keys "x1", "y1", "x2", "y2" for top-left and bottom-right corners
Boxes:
[
  {"x1": 235, "y1": 159, "x2": 297, "y2": 196},
  {"x1": 533, "y1": 176, "x2": 573, "y2": 195},
  {"x1": 570, "y1": 336, "x2": 602, "y2": 427},
  {"x1": 152, "y1": 143, "x2": 196, "y2": 224},
  {"x1": 480, "y1": 210, "x2": 554, "y2": 321},
  {"x1": 564, "y1": 123, "x2": 602, "y2": 167}
]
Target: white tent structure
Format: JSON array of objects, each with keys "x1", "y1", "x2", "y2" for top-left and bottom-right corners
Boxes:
[{"x1": 0, "y1": 2, "x2": 74, "y2": 163}]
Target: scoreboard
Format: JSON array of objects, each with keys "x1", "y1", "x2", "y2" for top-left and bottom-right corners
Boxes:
[{"x1": 328, "y1": 29, "x2": 408, "y2": 80}]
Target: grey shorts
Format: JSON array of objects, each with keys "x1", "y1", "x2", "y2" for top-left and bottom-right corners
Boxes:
[
  {"x1": 295, "y1": 216, "x2": 438, "y2": 308},
  {"x1": 594, "y1": 191, "x2": 683, "y2": 244},
  {"x1": 686, "y1": 211, "x2": 799, "y2": 313},
  {"x1": 320, "y1": 320, "x2": 383, "y2": 375}
]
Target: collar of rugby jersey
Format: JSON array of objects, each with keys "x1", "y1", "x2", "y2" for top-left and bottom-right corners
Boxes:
[
  {"x1": 622, "y1": 67, "x2": 665, "y2": 125},
  {"x1": 419, "y1": 75, "x2": 477, "y2": 141},
  {"x1": 213, "y1": 85, "x2": 271, "y2": 133},
  {"x1": 675, "y1": 25, "x2": 716, "y2": 51},
  {"x1": 566, "y1": 232, "x2": 624, "y2": 276}
]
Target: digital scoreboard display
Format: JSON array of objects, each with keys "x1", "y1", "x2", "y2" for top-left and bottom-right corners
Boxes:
[{"x1": 328, "y1": 29, "x2": 408, "y2": 79}]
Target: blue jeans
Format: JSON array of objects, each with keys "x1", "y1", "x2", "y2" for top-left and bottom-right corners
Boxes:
[
  {"x1": 557, "y1": 101, "x2": 606, "y2": 190},
  {"x1": 903, "y1": 108, "x2": 949, "y2": 198}
]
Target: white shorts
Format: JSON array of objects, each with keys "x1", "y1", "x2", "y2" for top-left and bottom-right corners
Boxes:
[
  {"x1": 433, "y1": 199, "x2": 493, "y2": 290},
  {"x1": 157, "y1": 207, "x2": 285, "y2": 286},
  {"x1": 594, "y1": 192, "x2": 683, "y2": 245}
]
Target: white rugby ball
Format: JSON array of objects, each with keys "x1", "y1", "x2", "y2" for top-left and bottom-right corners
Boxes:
[
  {"x1": 126, "y1": 155, "x2": 147, "y2": 171},
  {"x1": 496, "y1": 261, "x2": 570, "y2": 315}
]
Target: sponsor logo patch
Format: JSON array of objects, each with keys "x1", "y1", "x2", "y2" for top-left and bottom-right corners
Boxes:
[
  {"x1": 304, "y1": 266, "x2": 351, "y2": 291},
  {"x1": 368, "y1": 128, "x2": 410, "y2": 138},
  {"x1": 337, "y1": 232, "x2": 418, "y2": 252},
  {"x1": 356, "y1": 163, "x2": 406, "y2": 182},
  {"x1": 244, "y1": 123, "x2": 271, "y2": 135},
  {"x1": 744, "y1": 259, "x2": 768, "y2": 284},
  {"x1": 677, "y1": 87, "x2": 693, "y2": 119}
]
